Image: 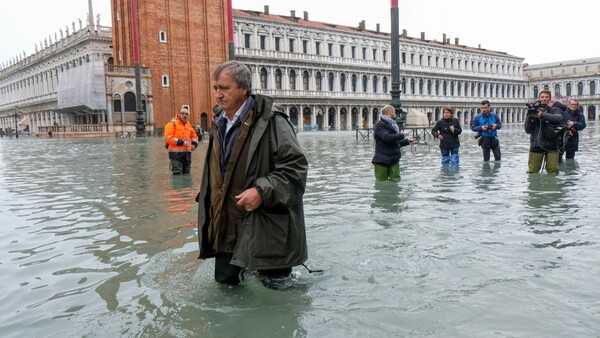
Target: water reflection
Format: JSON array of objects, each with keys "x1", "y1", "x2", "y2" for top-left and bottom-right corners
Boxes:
[{"x1": 1, "y1": 125, "x2": 600, "y2": 337}]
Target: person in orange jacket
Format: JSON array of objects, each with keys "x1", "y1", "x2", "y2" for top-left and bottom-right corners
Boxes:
[{"x1": 164, "y1": 107, "x2": 198, "y2": 174}]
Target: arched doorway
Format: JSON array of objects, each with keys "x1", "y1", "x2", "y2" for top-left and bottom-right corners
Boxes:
[
  {"x1": 588, "y1": 106, "x2": 596, "y2": 121},
  {"x1": 328, "y1": 107, "x2": 336, "y2": 130}
]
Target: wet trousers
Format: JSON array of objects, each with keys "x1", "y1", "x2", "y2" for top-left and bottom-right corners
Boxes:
[
  {"x1": 214, "y1": 252, "x2": 292, "y2": 286},
  {"x1": 374, "y1": 163, "x2": 400, "y2": 182},
  {"x1": 527, "y1": 151, "x2": 559, "y2": 174}
]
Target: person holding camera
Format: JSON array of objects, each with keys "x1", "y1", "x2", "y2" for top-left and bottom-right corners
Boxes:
[
  {"x1": 372, "y1": 105, "x2": 415, "y2": 181},
  {"x1": 471, "y1": 100, "x2": 502, "y2": 161},
  {"x1": 431, "y1": 106, "x2": 462, "y2": 165},
  {"x1": 524, "y1": 90, "x2": 566, "y2": 174},
  {"x1": 559, "y1": 99, "x2": 586, "y2": 161}
]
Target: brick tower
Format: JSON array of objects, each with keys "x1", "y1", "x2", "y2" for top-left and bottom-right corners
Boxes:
[{"x1": 110, "y1": 0, "x2": 228, "y2": 129}]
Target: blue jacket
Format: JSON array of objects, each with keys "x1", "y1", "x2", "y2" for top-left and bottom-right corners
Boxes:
[
  {"x1": 372, "y1": 118, "x2": 410, "y2": 167},
  {"x1": 471, "y1": 112, "x2": 502, "y2": 137}
]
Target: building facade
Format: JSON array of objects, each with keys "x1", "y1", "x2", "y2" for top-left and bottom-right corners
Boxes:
[
  {"x1": 524, "y1": 58, "x2": 600, "y2": 121},
  {"x1": 233, "y1": 7, "x2": 529, "y2": 131},
  {"x1": 0, "y1": 13, "x2": 117, "y2": 137},
  {"x1": 110, "y1": 0, "x2": 228, "y2": 130}
]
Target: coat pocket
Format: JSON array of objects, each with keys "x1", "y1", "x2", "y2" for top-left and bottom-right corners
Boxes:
[{"x1": 250, "y1": 211, "x2": 291, "y2": 259}]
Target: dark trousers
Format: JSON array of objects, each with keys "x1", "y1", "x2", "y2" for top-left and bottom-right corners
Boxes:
[
  {"x1": 170, "y1": 159, "x2": 191, "y2": 174},
  {"x1": 214, "y1": 253, "x2": 292, "y2": 285},
  {"x1": 481, "y1": 137, "x2": 501, "y2": 161}
]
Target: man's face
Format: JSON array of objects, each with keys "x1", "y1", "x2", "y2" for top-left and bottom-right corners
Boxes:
[
  {"x1": 568, "y1": 101, "x2": 579, "y2": 112},
  {"x1": 213, "y1": 70, "x2": 247, "y2": 114},
  {"x1": 387, "y1": 108, "x2": 396, "y2": 119},
  {"x1": 443, "y1": 110, "x2": 452, "y2": 119},
  {"x1": 539, "y1": 92, "x2": 551, "y2": 105},
  {"x1": 178, "y1": 109, "x2": 189, "y2": 122},
  {"x1": 481, "y1": 104, "x2": 490, "y2": 115}
]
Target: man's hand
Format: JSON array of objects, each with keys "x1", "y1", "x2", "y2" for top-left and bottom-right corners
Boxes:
[
  {"x1": 449, "y1": 125, "x2": 455, "y2": 133},
  {"x1": 236, "y1": 187, "x2": 263, "y2": 212},
  {"x1": 437, "y1": 135, "x2": 443, "y2": 141}
]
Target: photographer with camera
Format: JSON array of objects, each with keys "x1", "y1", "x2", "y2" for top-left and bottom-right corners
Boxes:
[
  {"x1": 559, "y1": 99, "x2": 586, "y2": 161},
  {"x1": 471, "y1": 100, "x2": 502, "y2": 161},
  {"x1": 524, "y1": 90, "x2": 566, "y2": 174}
]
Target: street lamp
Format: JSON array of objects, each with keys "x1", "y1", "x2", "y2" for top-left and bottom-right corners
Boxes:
[
  {"x1": 14, "y1": 106, "x2": 19, "y2": 139},
  {"x1": 131, "y1": 0, "x2": 146, "y2": 137},
  {"x1": 390, "y1": 0, "x2": 407, "y2": 129}
]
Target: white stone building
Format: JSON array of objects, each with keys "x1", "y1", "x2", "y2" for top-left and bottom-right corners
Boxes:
[
  {"x1": 233, "y1": 7, "x2": 529, "y2": 131},
  {"x1": 524, "y1": 58, "x2": 600, "y2": 121}
]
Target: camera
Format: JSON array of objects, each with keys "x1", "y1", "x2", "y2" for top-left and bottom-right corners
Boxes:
[
  {"x1": 473, "y1": 125, "x2": 490, "y2": 139},
  {"x1": 526, "y1": 100, "x2": 547, "y2": 115}
]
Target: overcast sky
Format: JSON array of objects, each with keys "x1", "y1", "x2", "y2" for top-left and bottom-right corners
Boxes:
[{"x1": 1, "y1": 0, "x2": 598, "y2": 66}]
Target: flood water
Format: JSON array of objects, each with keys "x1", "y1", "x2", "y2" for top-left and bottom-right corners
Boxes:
[{"x1": 1, "y1": 123, "x2": 599, "y2": 337}]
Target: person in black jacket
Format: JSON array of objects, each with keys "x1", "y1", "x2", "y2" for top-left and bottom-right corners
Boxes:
[
  {"x1": 524, "y1": 90, "x2": 565, "y2": 174},
  {"x1": 559, "y1": 99, "x2": 586, "y2": 161},
  {"x1": 372, "y1": 105, "x2": 414, "y2": 181},
  {"x1": 431, "y1": 106, "x2": 462, "y2": 164}
]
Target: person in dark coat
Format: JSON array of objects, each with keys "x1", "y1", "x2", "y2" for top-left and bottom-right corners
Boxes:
[
  {"x1": 559, "y1": 99, "x2": 586, "y2": 161},
  {"x1": 431, "y1": 106, "x2": 462, "y2": 164},
  {"x1": 471, "y1": 100, "x2": 502, "y2": 161},
  {"x1": 524, "y1": 90, "x2": 565, "y2": 174},
  {"x1": 372, "y1": 105, "x2": 414, "y2": 181},
  {"x1": 197, "y1": 60, "x2": 308, "y2": 289}
]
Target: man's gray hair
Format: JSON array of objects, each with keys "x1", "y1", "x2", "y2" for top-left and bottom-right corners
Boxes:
[
  {"x1": 212, "y1": 60, "x2": 252, "y2": 96},
  {"x1": 382, "y1": 105, "x2": 395, "y2": 116}
]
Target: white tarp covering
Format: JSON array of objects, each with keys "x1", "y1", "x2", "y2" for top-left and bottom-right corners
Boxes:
[{"x1": 57, "y1": 60, "x2": 106, "y2": 110}]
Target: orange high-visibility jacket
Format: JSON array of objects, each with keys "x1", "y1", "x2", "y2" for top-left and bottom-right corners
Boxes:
[{"x1": 164, "y1": 117, "x2": 198, "y2": 152}]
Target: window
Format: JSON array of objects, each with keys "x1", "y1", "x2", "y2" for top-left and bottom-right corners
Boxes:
[
  {"x1": 428, "y1": 56, "x2": 431, "y2": 67},
  {"x1": 275, "y1": 37, "x2": 281, "y2": 51},
  {"x1": 590, "y1": 81, "x2": 596, "y2": 95},
  {"x1": 289, "y1": 70, "x2": 296, "y2": 90},
  {"x1": 383, "y1": 76, "x2": 388, "y2": 93},
  {"x1": 362, "y1": 47, "x2": 367, "y2": 60},
  {"x1": 362, "y1": 75, "x2": 368, "y2": 92},
  {"x1": 275, "y1": 69, "x2": 282, "y2": 89},
  {"x1": 159, "y1": 30, "x2": 167, "y2": 43},
  {"x1": 315, "y1": 42, "x2": 321, "y2": 55},
  {"x1": 566, "y1": 83, "x2": 572, "y2": 96},
  {"x1": 124, "y1": 92, "x2": 136, "y2": 111},
  {"x1": 351, "y1": 46, "x2": 356, "y2": 59},
  {"x1": 244, "y1": 34, "x2": 251, "y2": 48},
  {"x1": 340, "y1": 45, "x2": 345, "y2": 57},
  {"x1": 419, "y1": 55, "x2": 423, "y2": 66},
  {"x1": 316, "y1": 72, "x2": 322, "y2": 91},
  {"x1": 162, "y1": 75, "x2": 169, "y2": 87},
  {"x1": 302, "y1": 40, "x2": 308, "y2": 54},
  {"x1": 402, "y1": 52, "x2": 406, "y2": 64},
  {"x1": 340, "y1": 73, "x2": 346, "y2": 91},
  {"x1": 328, "y1": 72, "x2": 334, "y2": 91},
  {"x1": 578, "y1": 81, "x2": 584, "y2": 95},
  {"x1": 113, "y1": 99, "x2": 122, "y2": 112},
  {"x1": 411, "y1": 53, "x2": 415, "y2": 64},
  {"x1": 302, "y1": 71, "x2": 309, "y2": 90},
  {"x1": 351, "y1": 74, "x2": 357, "y2": 92},
  {"x1": 533, "y1": 85, "x2": 539, "y2": 98},
  {"x1": 260, "y1": 36, "x2": 266, "y2": 50},
  {"x1": 372, "y1": 48, "x2": 377, "y2": 61},
  {"x1": 373, "y1": 76, "x2": 378, "y2": 93},
  {"x1": 383, "y1": 50, "x2": 388, "y2": 62},
  {"x1": 289, "y1": 39, "x2": 295, "y2": 53},
  {"x1": 260, "y1": 67, "x2": 268, "y2": 89},
  {"x1": 328, "y1": 43, "x2": 333, "y2": 56}
]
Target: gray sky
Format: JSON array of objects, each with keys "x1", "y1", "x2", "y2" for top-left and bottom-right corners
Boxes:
[{"x1": 1, "y1": 0, "x2": 598, "y2": 66}]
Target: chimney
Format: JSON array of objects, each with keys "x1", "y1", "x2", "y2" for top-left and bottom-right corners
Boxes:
[
  {"x1": 376, "y1": 23, "x2": 380, "y2": 33},
  {"x1": 446, "y1": 38, "x2": 450, "y2": 44},
  {"x1": 358, "y1": 20, "x2": 365, "y2": 30},
  {"x1": 478, "y1": 44, "x2": 482, "y2": 49},
  {"x1": 420, "y1": 32, "x2": 426, "y2": 40},
  {"x1": 455, "y1": 37, "x2": 459, "y2": 45},
  {"x1": 402, "y1": 29, "x2": 407, "y2": 37},
  {"x1": 290, "y1": 10, "x2": 296, "y2": 18},
  {"x1": 264, "y1": 5, "x2": 269, "y2": 15},
  {"x1": 442, "y1": 33, "x2": 446, "y2": 44},
  {"x1": 303, "y1": 11, "x2": 308, "y2": 21}
]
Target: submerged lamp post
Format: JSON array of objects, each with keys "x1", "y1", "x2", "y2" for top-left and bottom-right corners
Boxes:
[
  {"x1": 390, "y1": 0, "x2": 407, "y2": 129},
  {"x1": 131, "y1": 0, "x2": 146, "y2": 137}
]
